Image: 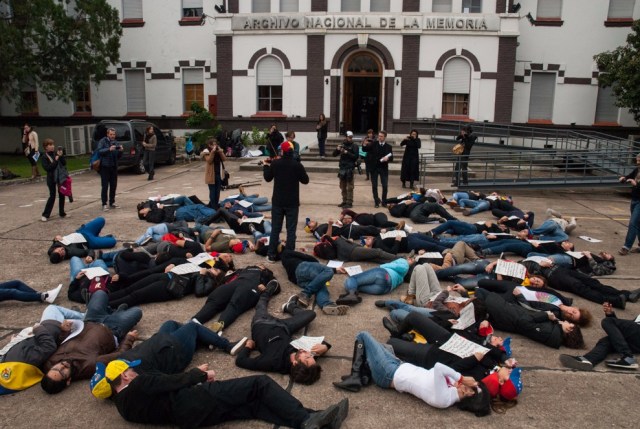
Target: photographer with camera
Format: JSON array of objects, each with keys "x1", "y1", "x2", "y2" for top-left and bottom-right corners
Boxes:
[
  {"x1": 202, "y1": 138, "x2": 227, "y2": 210},
  {"x1": 452, "y1": 125, "x2": 476, "y2": 186},
  {"x1": 334, "y1": 131, "x2": 360, "y2": 209},
  {"x1": 97, "y1": 127, "x2": 123, "y2": 211},
  {"x1": 40, "y1": 139, "x2": 66, "y2": 221}
]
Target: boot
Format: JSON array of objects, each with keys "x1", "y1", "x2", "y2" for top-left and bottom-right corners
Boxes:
[
  {"x1": 31, "y1": 165, "x2": 37, "y2": 179},
  {"x1": 333, "y1": 339, "x2": 366, "y2": 392},
  {"x1": 336, "y1": 291, "x2": 361, "y2": 306}
]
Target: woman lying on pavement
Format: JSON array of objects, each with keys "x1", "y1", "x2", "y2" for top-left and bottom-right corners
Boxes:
[
  {"x1": 312, "y1": 235, "x2": 398, "y2": 264},
  {"x1": 333, "y1": 331, "x2": 492, "y2": 416},
  {"x1": 335, "y1": 257, "x2": 411, "y2": 306}
]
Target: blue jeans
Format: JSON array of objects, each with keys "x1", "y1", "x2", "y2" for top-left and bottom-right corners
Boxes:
[
  {"x1": 84, "y1": 290, "x2": 142, "y2": 340},
  {"x1": 452, "y1": 192, "x2": 469, "y2": 203},
  {"x1": 438, "y1": 234, "x2": 489, "y2": 247},
  {"x1": 0, "y1": 280, "x2": 41, "y2": 303},
  {"x1": 158, "y1": 320, "x2": 229, "y2": 361},
  {"x1": 527, "y1": 252, "x2": 574, "y2": 268},
  {"x1": 208, "y1": 176, "x2": 222, "y2": 209},
  {"x1": 77, "y1": 217, "x2": 116, "y2": 249},
  {"x1": 623, "y1": 199, "x2": 640, "y2": 249},
  {"x1": 435, "y1": 259, "x2": 491, "y2": 279},
  {"x1": 135, "y1": 224, "x2": 169, "y2": 245},
  {"x1": 481, "y1": 240, "x2": 533, "y2": 257},
  {"x1": 41, "y1": 305, "x2": 85, "y2": 322},
  {"x1": 431, "y1": 220, "x2": 478, "y2": 236},
  {"x1": 295, "y1": 262, "x2": 334, "y2": 308},
  {"x1": 406, "y1": 234, "x2": 451, "y2": 253},
  {"x1": 459, "y1": 199, "x2": 490, "y2": 214},
  {"x1": 252, "y1": 220, "x2": 272, "y2": 241},
  {"x1": 344, "y1": 268, "x2": 392, "y2": 295},
  {"x1": 380, "y1": 300, "x2": 436, "y2": 323},
  {"x1": 69, "y1": 256, "x2": 109, "y2": 282},
  {"x1": 530, "y1": 220, "x2": 568, "y2": 242},
  {"x1": 267, "y1": 205, "x2": 299, "y2": 258},
  {"x1": 171, "y1": 196, "x2": 194, "y2": 206},
  {"x1": 357, "y1": 331, "x2": 401, "y2": 389},
  {"x1": 175, "y1": 204, "x2": 216, "y2": 223}
]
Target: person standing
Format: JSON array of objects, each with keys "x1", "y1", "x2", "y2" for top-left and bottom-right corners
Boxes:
[
  {"x1": 266, "y1": 124, "x2": 283, "y2": 158},
  {"x1": 453, "y1": 125, "x2": 476, "y2": 186},
  {"x1": 316, "y1": 113, "x2": 328, "y2": 158},
  {"x1": 618, "y1": 153, "x2": 640, "y2": 255},
  {"x1": 40, "y1": 139, "x2": 66, "y2": 221},
  {"x1": 22, "y1": 122, "x2": 41, "y2": 179},
  {"x1": 362, "y1": 129, "x2": 375, "y2": 180},
  {"x1": 142, "y1": 126, "x2": 157, "y2": 181},
  {"x1": 400, "y1": 129, "x2": 421, "y2": 189},
  {"x1": 284, "y1": 130, "x2": 302, "y2": 162},
  {"x1": 263, "y1": 141, "x2": 309, "y2": 263},
  {"x1": 202, "y1": 138, "x2": 226, "y2": 209},
  {"x1": 334, "y1": 131, "x2": 359, "y2": 208},
  {"x1": 97, "y1": 128, "x2": 123, "y2": 211},
  {"x1": 362, "y1": 130, "x2": 393, "y2": 208}
]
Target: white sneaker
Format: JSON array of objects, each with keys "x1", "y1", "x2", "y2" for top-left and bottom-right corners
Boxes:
[
  {"x1": 41, "y1": 216, "x2": 48, "y2": 222},
  {"x1": 44, "y1": 284, "x2": 63, "y2": 303},
  {"x1": 103, "y1": 205, "x2": 109, "y2": 211}
]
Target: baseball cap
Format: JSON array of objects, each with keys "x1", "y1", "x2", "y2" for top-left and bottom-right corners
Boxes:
[
  {"x1": 499, "y1": 367, "x2": 522, "y2": 401},
  {"x1": 281, "y1": 141, "x2": 294, "y2": 153},
  {"x1": 90, "y1": 359, "x2": 141, "y2": 399},
  {"x1": 346, "y1": 131, "x2": 354, "y2": 137},
  {"x1": 231, "y1": 240, "x2": 249, "y2": 254}
]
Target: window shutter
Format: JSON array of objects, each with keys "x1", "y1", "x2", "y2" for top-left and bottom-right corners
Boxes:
[
  {"x1": 443, "y1": 58, "x2": 471, "y2": 94},
  {"x1": 608, "y1": 0, "x2": 635, "y2": 18},
  {"x1": 536, "y1": 0, "x2": 562, "y2": 18},
  {"x1": 370, "y1": 0, "x2": 390, "y2": 12},
  {"x1": 125, "y1": 70, "x2": 146, "y2": 113},
  {"x1": 341, "y1": 0, "x2": 361, "y2": 12},
  {"x1": 528, "y1": 72, "x2": 556, "y2": 120},
  {"x1": 432, "y1": 0, "x2": 453, "y2": 13},
  {"x1": 183, "y1": 0, "x2": 203, "y2": 8},
  {"x1": 257, "y1": 57, "x2": 283, "y2": 86},
  {"x1": 123, "y1": 0, "x2": 143, "y2": 19},
  {"x1": 183, "y1": 68, "x2": 203, "y2": 84},
  {"x1": 280, "y1": 0, "x2": 299, "y2": 12},
  {"x1": 252, "y1": 0, "x2": 270, "y2": 13},
  {"x1": 595, "y1": 86, "x2": 619, "y2": 123}
]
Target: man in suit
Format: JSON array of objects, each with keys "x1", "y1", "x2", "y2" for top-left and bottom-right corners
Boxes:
[{"x1": 362, "y1": 130, "x2": 393, "y2": 208}]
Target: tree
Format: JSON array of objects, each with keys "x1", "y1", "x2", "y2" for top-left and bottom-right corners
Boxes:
[
  {"x1": 594, "y1": 20, "x2": 640, "y2": 123},
  {"x1": 0, "y1": 0, "x2": 121, "y2": 112}
]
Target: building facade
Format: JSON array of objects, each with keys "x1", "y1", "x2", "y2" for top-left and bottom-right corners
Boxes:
[{"x1": 1, "y1": 0, "x2": 638, "y2": 147}]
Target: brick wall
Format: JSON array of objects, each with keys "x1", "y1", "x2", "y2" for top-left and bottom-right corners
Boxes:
[
  {"x1": 494, "y1": 37, "x2": 517, "y2": 123},
  {"x1": 216, "y1": 36, "x2": 233, "y2": 118},
  {"x1": 307, "y1": 36, "x2": 326, "y2": 118},
  {"x1": 400, "y1": 36, "x2": 420, "y2": 119}
]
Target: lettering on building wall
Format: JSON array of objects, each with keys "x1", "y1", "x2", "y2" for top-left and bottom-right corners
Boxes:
[{"x1": 233, "y1": 14, "x2": 497, "y2": 32}]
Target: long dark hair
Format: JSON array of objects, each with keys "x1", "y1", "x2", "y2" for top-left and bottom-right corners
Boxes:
[{"x1": 457, "y1": 381, "x2": 492, "y2": 417}]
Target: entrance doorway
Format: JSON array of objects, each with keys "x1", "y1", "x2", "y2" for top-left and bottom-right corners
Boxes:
[{"x1": 343, "y1": 52, "x2": 382, "y2": 134}]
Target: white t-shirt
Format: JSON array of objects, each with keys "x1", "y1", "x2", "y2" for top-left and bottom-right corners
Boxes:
[{"x1": 392, "y1": 362, "x2": 461, "y2": 409}]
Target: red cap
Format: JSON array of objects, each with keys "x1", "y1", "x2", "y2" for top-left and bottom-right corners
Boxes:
[
  {"x1": 281, "y1": 142, "x2": 294, "y2": 153},
  {"x1": 481, "y1": 372, "x2": 500, "y2": 397},
  {"x1": 500, "y1": 380, "x2": 518, "y2": 401}
]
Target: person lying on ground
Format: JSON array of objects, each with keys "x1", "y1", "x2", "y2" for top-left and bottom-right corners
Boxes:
[
  {"x1": 335, "y1": 257, "x2": 411, "y2": 306},
  {"x1": 48, "y1": 217, "x2": 116, "y2": 264}
]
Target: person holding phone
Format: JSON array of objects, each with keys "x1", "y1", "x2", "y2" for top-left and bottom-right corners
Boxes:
[
  {"x1": 22, "y1": 122, "x2": 42, "y2": 179},
  {"x1": 97, "y1": 128, "x2": 123, "y2": 211},
  {"x1": 202, "y1": 137, "x2": 226, "y2": 209},
  {"x1": 40, "y1": 139, "x2": 66, "y2": 221}
]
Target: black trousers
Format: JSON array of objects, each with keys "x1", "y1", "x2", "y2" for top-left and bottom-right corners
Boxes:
[
  {"x1": 354, "y1": 212, "x2": 397, "y2": 228},
  {"x1": 192, "y1": 276, "x2": 261, "y2": 326},
  {"x1": 548, "y1": 268, "x2": 627, "y2": 308},
  {"x1": 100, "y1": 165, "x2": 118, "y2": 205},
  {"x1": 252, "y1": 293, "x2": 316, "y2": 335},
  {"x1": 42, "y1": 180, "x2": 65, "y2": 217},
  {"x1": 195, "y1": 375, "x2": 310, "y2": 428},
  {"x1": 584, "y1": 317, "x2": 640, "y2": 365},
  {"x1": 370, "y1": 168, "x2": 389, "y2": 205},
  {"x1": 108, "y1": 273, "x2": 172, "y2": 307}
]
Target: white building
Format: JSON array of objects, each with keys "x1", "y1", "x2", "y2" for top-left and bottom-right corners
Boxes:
[{"x1": 1, "y1": 0, "x2": 638, "y2": 151}]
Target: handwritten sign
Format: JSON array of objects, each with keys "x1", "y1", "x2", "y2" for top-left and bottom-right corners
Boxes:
[{"x1": 439, "y1": 333, "x2": 489, "y2": 358}]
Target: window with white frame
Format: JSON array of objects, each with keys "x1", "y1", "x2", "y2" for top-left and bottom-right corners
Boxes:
[
  {"x1": 125, "y1": 70, "x2": 146, "y2": 113},
  {"x1": 252, "y1": 0, "x2": 270, "y2": 13},
  {"x1": 74, "y1": 83, "x2": 92, "y2": 113},
  {"x1": 608, "y1": 0, "x2": 636, "y2": 19},
  {"x1": 536, "y1": 0, "x2": 562, "y2": 19},
  {"x1": 462, "y1": 0, "x2": 482, "y2": 13},
  {"x1": 182, "y1": 0, "x2": 203, "y2": 18},
  {"x1": 341, "y1": 0, "x2": 361, "y2": 12},
  {"x1": 433, "y1": 0, "x2": 453, "y2": 13},
  {"x1": 257, "y1": 57, "x2": 283, "y2": 112},
  {"x1": 280, "y1": 0, "x2": 299, "y2": 12},
  {"x1": 123, "y1": 0, "x2": 143, "y2": 20},
  {"x1": 370, "y1": 0, "x2": 391, "y2": 12},
  {"x1": 442, "y1": 58, "x2": 471, "y2": 117},
  {"x1": 594, "y1": 86, "x2": 619, "y2": 123},
  {"x1": 528, "y1": 72, "x2": 556, "y2": 121},
  {"x1": 183, "y1": 69, "x2": 204, "y2": 112}
]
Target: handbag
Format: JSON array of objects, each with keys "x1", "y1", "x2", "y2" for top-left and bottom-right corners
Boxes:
[
  {"x1": 166, "y1": 274, "x2": 189, "y2": 299},
  {"x1": 90, "y1": 151, "x2": 101, "y2": 172},
  {"x1": 220, "y1": 159, "x2": 230, "y2": 187},
  {"x1": 452, "y1": 143, "x2": 464, "y2": 155},
  {"x1": 58, "y1": 176, "x2": 73, "y2": 197}
]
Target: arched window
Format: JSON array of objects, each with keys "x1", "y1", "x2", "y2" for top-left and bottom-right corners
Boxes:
[
  {"x1": 442, "y1": 58, "x2": 470, "y2": 117},
  {"x1": 257, "y1": 56, "x2": 283, "y2": 112}
]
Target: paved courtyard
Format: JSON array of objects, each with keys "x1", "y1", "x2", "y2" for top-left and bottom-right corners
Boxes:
[{"x1": 1, "y1": 158, "x2": 639, "y2": 429}]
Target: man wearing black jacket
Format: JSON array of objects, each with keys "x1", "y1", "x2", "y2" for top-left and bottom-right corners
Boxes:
[
  {"x1": 334, "y1": 131, "x2": 359, "y2": 208},
  {"x1": 263, "y1": 141, "x2": 309, "y2": 263},
  {"x1": 362, "y1": 130, "x2": 393, "y2": 208}
]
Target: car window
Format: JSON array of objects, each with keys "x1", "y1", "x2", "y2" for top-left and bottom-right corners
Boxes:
[
  {"x1": 93, "y1": 124, "x2": 131, "y2": 144},
  {"x1": 133, "y1": 125, "x2": 146, "y2": 143},
  {"x1": 153, "y1": 127, "x2": 165, "y2": 145}
]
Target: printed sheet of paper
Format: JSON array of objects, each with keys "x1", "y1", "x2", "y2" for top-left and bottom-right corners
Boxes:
[
  {"x1": 495, "y1": 259, "x2": 527, "y2": 279},
  {"x1": 523, "y1": 255, "x2": 553, "y2": 265},
  {"x1": 327, "y1": 260, "x2": 344, "y2": 268},
  {"x1": 290, "y1": 336, "x2": 325, "y2": 352},
  {"x1": 344, "y1": 265, "x2": 363, "y2": 276},
  {"x1": 439, "y1": 333, "x2": 489, "y2": 358},
  {"x1": 220, "y1": 228, "x2": 236, "y2": 236},
  {"x1": 81, "y1": 267, "x2": 110, "y2": 279},
  {"x1": 527, "y1": 239, "x2": 555, "y2": 245},
  {"x1": 380, "y1": 230, "x2": 407, "y2": 239},
  {"x1": 170, "y1": 263, "x2": 201, "y2": 275},
  {"x1": 579, "y1": 235, "x2": 602, "y2": 243},
  {"x1": 149, "y1": 194, "x2": 181, "y2": 201},
  {"x1": 451, "y1": 304, "x2": 476, "y2": 330},
  {"x1": 565, "y1": 251, "x2": 585, "y2": 259},
  {"x1": 238, "y1": 200, "x2": 253, "y2": 208},
  {"x1": 239, "y1": 215, "x2": 264, "y2": 224},
  {"x1": 416, "y1": 252, "x2": 443, "y2": 260},
  {"x1": 225, "y1": 194, "x2": 240, "y2": 200},
  {"x1": 188, "y1": 253, "x2": 214, "y2": 265},
  {"x1": 60, "y1": 233, "x2": 87, "y2": 245}
]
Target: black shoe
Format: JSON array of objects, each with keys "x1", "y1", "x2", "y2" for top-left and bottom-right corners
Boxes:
[
  {"x1": 374, "y1": 203, "x2": 380, "y2": 208},
  {"x1": 338, "y1": 202, "x2": 347, "y2": 208},
  {"x1": 374, "y1": 300, "x2": 386, "y2": 308},
  {"x1": 606, "y1": 356, "x2": 638, "y2": 369},
  {"x1": 342, "y1": 204, "x2": 352, "y2": 209},
  {"x1": 331, "y1": 398, "x2": 349, "y2": 429},
  {"x1": 627, "y1": 288, "x2": 640, "y2": 303},
  {"x1": 336, "y1": 292, "x2": 360, "y2": 306},
  {"x1": 227, "y1": 337, "x2": 248, "y2": 356},
  {"x1": 68, "y1": 196, "x2": 74, "y2": 203},
  {"x1": 59, "y1": 212, "x2": 67, "y2": 218},
  {"x1": 301, "y1": 404, "x2": 340, "y2": 429},
  {"x1": 123, "y1": 242, "x2": 139, "y2": 249},
  {"x1": 382, "y1": 317, "x2": 402, "y2": 337},
  {"x1": 281, "y1": 295, "x2": 299, "y2": 315},
  {"x1": 617, "y1": 294, "x2": 627, "y2": 310},
  {"x1": 559, "y1": 354, "x2": 593, "y2": 371},
  {"x1": 264, "y1": 279, "x2": 281, "y2": 296},
  {"x1": 381, "y1": 202, "x2": 387, "y2": 207}
]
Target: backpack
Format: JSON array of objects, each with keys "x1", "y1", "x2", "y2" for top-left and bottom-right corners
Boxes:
[{"x1": 89, "y1": 151, "x2": 101, "y2": 172}]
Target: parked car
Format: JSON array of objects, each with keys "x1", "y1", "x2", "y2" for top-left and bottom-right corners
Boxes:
[{"x1": 92, "y1": 120, "x2": 176, "y2": 174}]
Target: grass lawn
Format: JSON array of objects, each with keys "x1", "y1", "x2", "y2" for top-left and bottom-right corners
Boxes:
[{"x1": 0, "y1": 154, "x2": 90, "y2": 180}]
